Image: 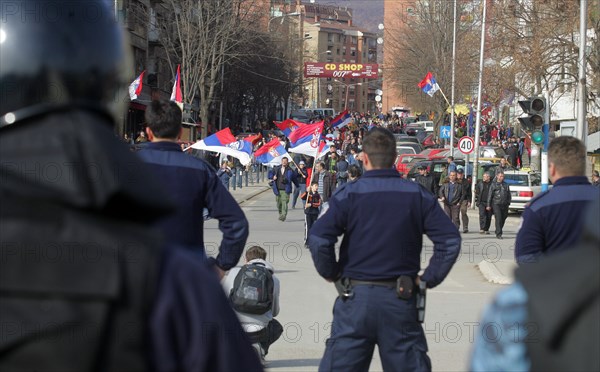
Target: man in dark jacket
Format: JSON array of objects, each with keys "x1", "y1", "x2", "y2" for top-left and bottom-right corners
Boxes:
[
  {"x1": 486, "y1": 172, "x2": 512, "y2": 239},
  {"x1": 311, "y1": 161, "x2": 335, "y2": 203},
  {"x1": 308, "y1": 128, "x2": 460, "y2": 371},
  {"x1": 456, "y1": 168, "x2": 472, "y2": 233},
  {"x1": 268, "y1": 157, "x2": 298, "y2": 221},
  {"x1": 475, "y1": 172, "x2": 493, "y2": 234},
  {"x1": 438, "y1": 171, "x2": 463, "y2": 228},
  {"x1": 515, "y1": 136, "x2": 598, "y2": 263},
  {"x1": 138, "y1": 100, "x2": 249, "y2": 278},
  {"x1": 415, "y1": 166, "x2": 438, "y2": 195},
  {"x1": 0, "y1": 3, "x2": 262, "y2": 370}
]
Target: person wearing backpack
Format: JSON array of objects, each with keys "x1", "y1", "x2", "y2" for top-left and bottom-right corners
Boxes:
[{"x1": 222, "y1": 246, "x2": 282, "y2": 361}]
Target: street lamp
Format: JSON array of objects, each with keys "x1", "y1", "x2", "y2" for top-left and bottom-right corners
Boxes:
[{"x1": 334, "y1": 79, "x2": 363, "y2": 110}]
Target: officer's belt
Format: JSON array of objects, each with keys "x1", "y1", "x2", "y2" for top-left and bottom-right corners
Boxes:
[{"x1": 350, "y1": 279, "x2": 397, "y2": 288}]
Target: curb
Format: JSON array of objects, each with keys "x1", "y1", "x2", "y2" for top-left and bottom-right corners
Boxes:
[
  {"x1": 235, "y1": 186, "x2": 271, "y2": 205},
  {"x1": 477, "y1": 260, "x2": 512, "y2": 285}
]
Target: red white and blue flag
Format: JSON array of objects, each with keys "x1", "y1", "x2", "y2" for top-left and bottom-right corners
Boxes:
[
  {"x1": 316, "y1": 141, "x2": 330, "y2": 159},
  {"x1": 254, "y1": 138, "x2": 291, "y2": 165},
  {"x1": 190, "y1": 128, "x2": 252, "y2": 165},
  {"x1": 275, "y1": 119, "x2": 306, "y2": 137},
  {"x1": 288, "y1": 121, "x2": 324, "y2": 157},
  {"x1": 418, "y1": 72, "x2": 440, "y2": 97},
  {"x1": 170, "y1": 64, "x2": 183, "y2": 103},
  {"x1": 330, "y1": 110, "x2": 352, "y2": 129},
  {"x1": 128, "y1": 71, "x2": 145, "y2": 100}
]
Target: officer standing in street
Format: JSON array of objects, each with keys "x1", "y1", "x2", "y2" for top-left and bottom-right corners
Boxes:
[
  {"x1": 308, "y1": 128, "x2": 461, "y2": 371},
  {"x1": 515, "y1": 136, "x2": 598, "y2": 263},
  {"x1": 0, "y1": 2, "x2": 262, "y2": 370},
  {"x1": 138, "y1": 100, "x2": 249, "y2": 278}
]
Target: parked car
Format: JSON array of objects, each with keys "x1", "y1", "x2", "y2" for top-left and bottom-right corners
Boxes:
[
  {"x1": 396, "y1": 136, "x2": 421, "y2": 145},
  {"x1": 503, "y1": 171, "x2": 544, "y2": 212},
  {"x1": 396, "y1": 145, "x2": 419, "y2": 156},
  {"x1": 415, "y1": 121, "x2": 435, "y2": 132},
  {"x1": 396, "y1": 142, "x2": 423, "y2": 154}
]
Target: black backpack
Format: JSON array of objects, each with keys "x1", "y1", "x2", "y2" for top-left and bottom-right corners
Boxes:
[{"x1": 229, "y1": 263, "x2": 274, "y2": 314}]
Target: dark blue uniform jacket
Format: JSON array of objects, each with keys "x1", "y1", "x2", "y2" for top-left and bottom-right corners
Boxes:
[
  {"x1": 137, "y1": 142, "x2": 249, "y2": 270},
  {"x1": 308, "y1": 169, "x2": 461, "y2": 288},
  {"x1": 515, "y1": 176, "x2": 598, "y2": 264}
]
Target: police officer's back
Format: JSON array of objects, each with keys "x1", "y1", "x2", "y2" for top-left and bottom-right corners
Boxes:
[
  {"x1": 308, "y1": 128, "x2": 461, "y2": 371},
  {"x1": 0, "y1": 2, "x2": 261, "y2": 370}
]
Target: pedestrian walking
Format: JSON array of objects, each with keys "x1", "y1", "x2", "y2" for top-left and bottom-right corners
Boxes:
[
  {"x1": 415, "y1": 166, "x2": 438, "y2": 195},
  {"x1": 311, "y1": 161, "x2": 335, "y2": 203},
  {"x1": 438, "y1": 171, "x2": 463, "y2": 228},
  {"x1": 0, "y1": 3, "x2": 261, "y2": 370},
  {"x1": 138, "y1": 100, "x2": 249, "y2": 278},
  {"x1": 486, "y1": 172, "x2": 511, "y2": 239},
  {"x1": 456, "y1": 168, "x2": 471, "y2": 233},
  {"x1": 347, "y1": 164, "x2": 362, "y2": 182},
  {"x1": 336, "y1": 155, "x2": 349, "y2": 187},
  {"x1": 292, "y1": 161, "x2": 308, "y2": 208},
  {"x1": 515, "y1": 137, "x2": 598, "y2": 263},
  {"x1": 303, "y1": 182, "x2": 322, "y2": 246},
  {"x1": 268, "y1": 157, "x2": 298, "y2": 221},
  {"x1": 592, "y1": 170, "x2": 600, "y2": 187},
  {"x1": 307, "y1": 128, "x2": 461, "y2": 371},
  {"x1": 475, "y1": 172, "x2": 493, "y2": 234},
  {"x1": 217, "y1": 160, "x2": 233, "y2": 190}
]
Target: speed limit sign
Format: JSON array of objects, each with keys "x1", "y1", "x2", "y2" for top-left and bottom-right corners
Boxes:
[{"x1": 458, "y1": 136, "x2": 475, "y2": 154}]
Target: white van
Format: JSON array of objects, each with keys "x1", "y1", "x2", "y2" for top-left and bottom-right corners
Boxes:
[
  {"x1": 311, "y1": 108, "x2": 336, "y2": 118},
  {"x1": 415, "y1": 121, "x2": 434, "y2": 132}
]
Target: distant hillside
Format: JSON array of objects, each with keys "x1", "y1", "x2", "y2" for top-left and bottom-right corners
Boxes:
[{"x1": 334, "y1": 0, "x2": 384, "y2": 33}]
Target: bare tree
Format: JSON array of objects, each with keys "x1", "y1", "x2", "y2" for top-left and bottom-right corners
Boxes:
[
  {"x1": 149, "y1": 0, "x2": 263, "y2": 138},
  {"x1": 385, "y1": 0, "x2": 481, "y2": 129}
]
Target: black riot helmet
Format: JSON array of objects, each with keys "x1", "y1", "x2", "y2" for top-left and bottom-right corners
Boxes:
[{"x1": 0, "y1": 0, "x2": 131, "y2": 128}]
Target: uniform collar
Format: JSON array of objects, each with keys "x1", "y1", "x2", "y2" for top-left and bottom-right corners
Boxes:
[
  {"x1": 143, "y1": 141, "x2": 182, "y2": 152},
  {"x1": 362, "y1": 168, "x2": 400, "y2": 178},
  {"x1": 553, "y1": 176, "x2": 590, "y2": 186}
]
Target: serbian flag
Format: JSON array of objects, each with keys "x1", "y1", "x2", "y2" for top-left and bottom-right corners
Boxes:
[
  {"x1": 170, "y1": 64, "x2": 182, "y2": 103},
  {"x1": 244, "y1": 133, "x2": 263, "y2": 146},
  {"x1": 330, "y1": 110, "x2": 352, "y2": 129},
  {"x1": 288, "y1": 121, "x2": 324, "y2": 157},
  {"x1": 254, "y1": 138, "x2": 292, "y2": 165},
  {"x1": 418, "y1": 72, "x2": 440, "y2": 97},
  {"x1": 316, "y1": 141, "x2": 330, "y2": 159},
  {"x1": 190, "y1": 128, "x2": 252, "y2": 165},
  {"x1": 128, "y1": 71, "x2": 145, "y2": 100},
  {"x1": 275, "y1": 119, "x2": 305, "y2": 137}
]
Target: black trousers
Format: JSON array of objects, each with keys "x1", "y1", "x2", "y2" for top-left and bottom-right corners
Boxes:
[
  {"x1": 443, "y1": 203, "x2": 461, "y2": 228},
  {"x1": 305, "y1": 213, "x2": 318, "y2": 243},
  {"x1": 247, "y1": 319, "x2": 283, "y2": 355},
  {"x1": 478, "y1": 204, "x2": 492, "y2": 231},
  {"x1": 492, "y1": 204, "x2": 509, "y2": 236}
]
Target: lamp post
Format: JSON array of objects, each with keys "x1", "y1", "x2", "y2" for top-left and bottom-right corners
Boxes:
[
  {"x1": 316, "y1": 50, "x2": 332, "y2": 107},
  {"x1": 333, "y1": 80, "x2": 363, "y2": 111}
]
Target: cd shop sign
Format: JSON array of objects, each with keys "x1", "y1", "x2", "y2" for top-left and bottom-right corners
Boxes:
[{"x1": 304, "y1": 63, "x2": 379, "y2": 79}]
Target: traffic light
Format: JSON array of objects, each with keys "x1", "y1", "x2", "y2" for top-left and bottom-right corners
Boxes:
[{"x1": 518, "y1": 97, "x2": 546, "y2": 145}]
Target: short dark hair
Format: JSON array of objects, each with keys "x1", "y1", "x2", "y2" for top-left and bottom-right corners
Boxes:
[
  {"x1": 548, "y1": 136, "x2": 586, "y2": 176},
  {"x1": 348, "y1": 164, "x2": 362, "y2": 178},
  {"x1": 145, "y1": 100, "x2": 182, "y2": 139},
  {"x1": 245, "y1": 246, "x2": 267, "y2": 261},
  {"x1": 362, "y1": 128, "x2": 397, "y2": 168},
  {"x1": 448, "y1": 156, "x2": 454, "y2": 161},
  {"x1": 311, "y1": 181, "x2": 319, "y2": 186}
]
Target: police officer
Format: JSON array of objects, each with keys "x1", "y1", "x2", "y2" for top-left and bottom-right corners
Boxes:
[
  {"x1": 308, "y1": 128, "x2": 461, "y2": 371},
  {"x1": 515, "y1": 136, "x2": 598, "y2": 263},
  {"x1": 0, "y1": 2, "x2": 261, "y2": 370},
  {"x1": 137, "y1": 100, "x2": 249, "y2": 278}
]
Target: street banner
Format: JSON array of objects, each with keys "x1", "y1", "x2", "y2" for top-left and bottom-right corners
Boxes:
[{"x1": 304, "y1": 63, "x2": 379, "y2": 79}]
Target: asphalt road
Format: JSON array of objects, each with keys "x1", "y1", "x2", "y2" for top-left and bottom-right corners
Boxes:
[{"x1": 204, "y1": 189, "x2": 523, "y2": 371}]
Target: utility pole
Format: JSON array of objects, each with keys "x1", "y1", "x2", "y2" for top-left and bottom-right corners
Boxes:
[
  {"x1": 449, "y1": 0, "x2": 457, "y2": 157},
  {"x1": 577, "y1": 0, "x2": 588, "y2": 144}
]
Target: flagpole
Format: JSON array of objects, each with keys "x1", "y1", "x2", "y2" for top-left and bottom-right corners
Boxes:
[
  {"x1": 449, "y1": 0, "x2": 458, "y2": 156},
  {"x1": 470, "y1": 0, "x2": 487, "y2": 208}
]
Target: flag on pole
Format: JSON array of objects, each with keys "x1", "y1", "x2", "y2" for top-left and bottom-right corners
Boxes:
[
  {"x1": 243, "y1": 133, "x2": 263, "y2": 146},
  {"x1": 170, "y1": 64, "x2": 182, "y2": 103},
  {"x1": 254, "y1": 138, "x2": 292, "y2": 166},
  {"x1": 275, "y1": 119, "x2": 306, "y2": 137},
  {"x1": 330, "y1": 110, "x2": 352, "y2": 129},
  {"x1": 190, "y1": 128, "x2": 252, "y2": 165},
  {"x1": 288, "y1": 121, "x2": 324, "y2": 157},
  {"x1": 316, "y1": 141, "x2": 330, "y2": 159},
  {"x1": 418, "y1": 72, "x2": 441, "y2": 97},
  {"x1": 128, "y1": 71, "x2": 145, "y2": 100}
]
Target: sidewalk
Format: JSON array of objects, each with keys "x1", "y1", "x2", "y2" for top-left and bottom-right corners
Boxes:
[{"x1": 228, "y1": 179, "x2": 271, "y2": 204}]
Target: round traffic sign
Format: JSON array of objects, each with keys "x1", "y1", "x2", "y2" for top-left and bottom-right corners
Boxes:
[{"x1": 458, "y1": 136, "x2": 475, "y2": 154}]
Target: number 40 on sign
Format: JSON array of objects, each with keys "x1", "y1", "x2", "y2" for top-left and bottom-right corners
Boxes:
[{"x1": 458, "y1": 136, "x2": 475, "y2": 155}]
